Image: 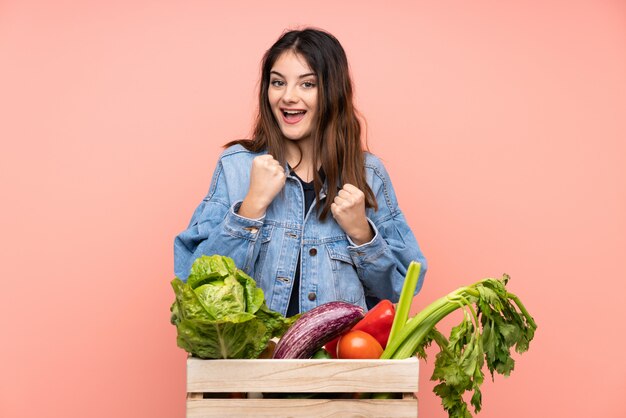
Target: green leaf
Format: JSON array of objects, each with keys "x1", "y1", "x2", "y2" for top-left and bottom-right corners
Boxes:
[
  {"x1": 171, "y1": 277, "x2": 214, "y2": 321},
  {"x1": 414, "y1": 329, "x2": 435, "y2": 360},
  {"x1": 235, "y1": 268, "x2": 265, "y2": 314},
  {"x1": 470, "y1": 387, "x2": 482, "y2": 413},
  {"x1": 187, "y1": 254, "x2": 235, "y2": 289},
  {"x1": 194, "y1": 276, "x2": 246, "y2": 319},
  {"x1": 175, "y1": 316, "x2": 266, "y2": 359}
]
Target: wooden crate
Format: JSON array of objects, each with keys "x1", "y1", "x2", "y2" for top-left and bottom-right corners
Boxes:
[{"x1": 186, "y1": 357, "x2": 419, "y2": 417}]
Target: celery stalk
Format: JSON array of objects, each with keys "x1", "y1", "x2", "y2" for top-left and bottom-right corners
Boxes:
[{"x1": 387, "y1": 262, "x2": 421, "y2": 346}]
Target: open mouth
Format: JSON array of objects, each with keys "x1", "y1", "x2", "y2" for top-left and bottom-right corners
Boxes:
[{"x1": 281, "y1": 109, "x2": 306, "y2": 124}]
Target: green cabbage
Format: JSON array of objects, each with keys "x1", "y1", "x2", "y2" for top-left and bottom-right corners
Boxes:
[{"x1": 170, "y1": 255, "x2": 296, "y2": 359}]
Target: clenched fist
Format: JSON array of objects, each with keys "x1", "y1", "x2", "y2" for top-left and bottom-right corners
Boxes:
[
  {"x1": 330, "y1": 183, "x2": 374, "y2": 245},
  {"x1": 239, "y1": 155, "x2": 286, "y2": 219}
]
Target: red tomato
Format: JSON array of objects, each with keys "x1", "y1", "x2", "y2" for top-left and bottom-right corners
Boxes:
[{"x1": 337, "y1": 330, "x2": 383, "y2": 359}]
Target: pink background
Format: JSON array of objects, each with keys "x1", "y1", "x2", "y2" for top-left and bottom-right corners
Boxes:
[{"x1": 1, "y1": 1, "x2": 625, "y2": 417}]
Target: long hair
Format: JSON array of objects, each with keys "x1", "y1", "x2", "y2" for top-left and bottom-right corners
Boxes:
[{"x1": 226, "y1": 28, "x2": 377, "y2": 219}]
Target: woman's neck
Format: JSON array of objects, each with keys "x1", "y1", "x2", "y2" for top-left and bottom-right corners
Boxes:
[{"x1": 285, "y1": 139, "x2": 318, "y2": 182}]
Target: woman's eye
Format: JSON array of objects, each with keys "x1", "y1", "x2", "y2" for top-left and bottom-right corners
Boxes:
[
  {"x1": 270, "y1": 79, "x2": 285, "y2": 87},
  {"x1": 302, "y1": 81, "x2": 316, "y2": 88}
]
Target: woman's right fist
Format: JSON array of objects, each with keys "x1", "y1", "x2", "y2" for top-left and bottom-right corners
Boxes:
[{"x1": 238, "y1": 155, "x2": 286, "y2": 219}]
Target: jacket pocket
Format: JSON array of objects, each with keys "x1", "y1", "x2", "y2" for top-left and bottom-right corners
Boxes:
[{"x1": 326, "y1": 241, "x2": 366, "y2": 307}]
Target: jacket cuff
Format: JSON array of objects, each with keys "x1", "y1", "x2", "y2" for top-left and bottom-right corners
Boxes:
[
  {"x1": 223, "y1": 201, "x2": 265, "y2": 241},
  {"x1": 347, "y1": 218, "x2": 387, "y2": 264}
]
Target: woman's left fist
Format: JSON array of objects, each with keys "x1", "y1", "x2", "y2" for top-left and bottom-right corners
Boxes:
[{"x1": 330, "y1": 184, "x2": 374, "y2": 245}]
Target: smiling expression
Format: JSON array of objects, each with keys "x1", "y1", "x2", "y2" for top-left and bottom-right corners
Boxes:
[{"x1": 268, "y1": 51, "x2": 318, "y2": 144}]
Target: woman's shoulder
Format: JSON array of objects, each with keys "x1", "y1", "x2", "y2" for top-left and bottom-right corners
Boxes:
[
  {"x1": 219, "y1": 143, "x2": 267, "y2": 163},
  {"x1": 363, "y1": 152, "x2": 401, "y2": 213},
  {"x1": 363, "y1": 152, "x2": 390, "y2": 178}
]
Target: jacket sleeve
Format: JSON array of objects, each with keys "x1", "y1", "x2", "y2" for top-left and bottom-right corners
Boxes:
[
  {"x1": 345, "y1": 162, "x2": 427, "y2": 303},
  {"x1": 173, "y1": 158, "x2": 265, "y2": 281}
]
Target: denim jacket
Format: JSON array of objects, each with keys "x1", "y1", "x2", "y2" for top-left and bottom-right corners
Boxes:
[{"x1": 174, "y1": 144, "x2": 427, "y2": 315}]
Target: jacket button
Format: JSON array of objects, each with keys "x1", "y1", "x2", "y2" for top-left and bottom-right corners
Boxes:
[
  {"x1": 308, "y1": 292, "x2": 317, "y2": 301},
  {"x1": 309, "y1": 248, "x2": 317, "y2": 256}
]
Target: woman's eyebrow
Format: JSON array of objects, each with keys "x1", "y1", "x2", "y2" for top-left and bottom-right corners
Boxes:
[{"x1": 270, "y1": 70, "x2": 317, "y2": 79}]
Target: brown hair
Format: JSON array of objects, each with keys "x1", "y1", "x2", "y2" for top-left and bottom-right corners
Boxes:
[{"x1": 226, "y1": 28, "x2": 377, "y2": 219}]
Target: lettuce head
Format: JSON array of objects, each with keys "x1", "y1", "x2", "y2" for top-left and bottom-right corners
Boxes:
[{"x1": 170, "y1": 255, "x2": 296, "y2": 359}]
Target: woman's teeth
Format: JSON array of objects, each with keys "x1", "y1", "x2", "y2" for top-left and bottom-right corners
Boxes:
[{"x1": 283, "y1": 110, "x2": 306, "y2": 116}]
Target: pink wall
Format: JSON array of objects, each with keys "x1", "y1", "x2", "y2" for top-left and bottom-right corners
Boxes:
[{"x1": 1, "y1": 1, "x2": 624, "y2": 417}]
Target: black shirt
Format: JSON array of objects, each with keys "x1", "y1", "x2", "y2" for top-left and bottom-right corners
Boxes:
[{"x1": 286, "y1": 171, "x2": 317, "y2": 317}]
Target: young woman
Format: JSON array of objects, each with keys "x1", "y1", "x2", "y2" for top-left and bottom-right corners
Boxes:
[{"x1": 174, "y1": 28, "x2": 427, "y2": 316}]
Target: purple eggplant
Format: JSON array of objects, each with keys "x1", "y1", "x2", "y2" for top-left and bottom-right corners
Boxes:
[{"x1": 273, "y1": 301, "x2": 365, "y2": 359}]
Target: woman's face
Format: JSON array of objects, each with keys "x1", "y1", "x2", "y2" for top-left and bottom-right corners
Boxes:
[{"x1": 268, "y1": 51, "x2": 318, "y2": 143}]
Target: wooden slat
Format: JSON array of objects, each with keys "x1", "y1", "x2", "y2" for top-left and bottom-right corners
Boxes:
[
  {"x1": 187, "y1": 398, "x2": 418, "y2": 418},
  {"x1": 187, "y1": 358, "x2": 419, "y2": 393}
]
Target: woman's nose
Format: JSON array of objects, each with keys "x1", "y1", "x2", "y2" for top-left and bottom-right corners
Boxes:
[{"x1": 282, "y1": 85, "x2": 299, "y2": 103}]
